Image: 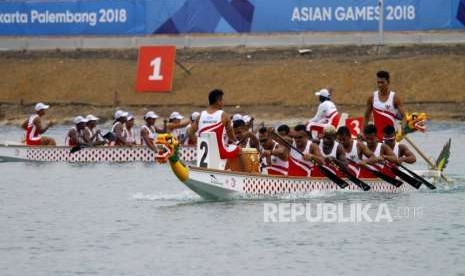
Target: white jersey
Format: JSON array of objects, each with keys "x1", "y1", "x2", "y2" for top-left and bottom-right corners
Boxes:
[
  {"x1": 364, "y1": 142, "x2": 382, "y2": 158},
  {"x1": 373, "y1": 91, "x2": 398, "y2": 117},
  {"x1": 85, "y1": 127, "x2": 101, "y2": 142},
  {"x1": 140, "y1": 125, "x2": 157, "y2": 145},
  {"x1": 198, "y1": 109, "x2": 240, "y2": 159},
  {"x1": 26, "y1": 114, "x2": 41, "y2": 142},
  {"x1": 345, "y1": 140, "x2": 360, "y2": 162},
  {"x1": 319, "y1": 141, "x2": 339, "y2": 158},
  {"x1": 65, "y1": 127, "x2": 85, "y2": 146},
  {"x1": 111, "y1": 121, "x2": 122, "y2": 133},
  {"x1": 263, "y1": 142, "x2": 289, "y2": 175},
  {"x1": 123, "y1": 127, "x2": 136, "y2": 144},
  {"x1": 310, "y1": 100, "x2": 338, "y2": 124},
  {"x1": 392, "y1": 143, "x2": 400, "y2": 157},
  {"x1": 172, "y1": 127, "x2": 187, "y2": 143}
]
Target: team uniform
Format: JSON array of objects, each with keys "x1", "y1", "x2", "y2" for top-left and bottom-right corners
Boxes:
[
  {"x1": 307, "y1": 100, "x2": 340, "y2": 137},
  {"x1": 198, "y1": 110, "x2": 239, "y2": 159},
  {"x1": 372, "y1": 91, "x2": 400, "y2": 140},
  {"x1": 65, "y1": 127, "x2": 86, "y2": 147},
  {"x1": 25, "y1": 114, "x2": 42, "y2": 146},
  {"x1": 287, "y1": 141, "x2": 315, "y2": 177},
  {"x1": 262, "y1": 142, "x2": 288, "y2": 176},
  {"x1": 140, "y1": 125, "x2": 157, "y2": 146},
  {"x1": 123, "y1": 127, "x2": 136, "y2": 144}
]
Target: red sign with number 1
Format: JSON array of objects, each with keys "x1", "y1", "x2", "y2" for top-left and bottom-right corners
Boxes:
[{"x1": 135, "y1": 45, "x2": 176, "y2": 92}]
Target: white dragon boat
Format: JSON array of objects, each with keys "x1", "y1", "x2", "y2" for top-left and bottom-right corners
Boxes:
[
  {"x1": 0, "y1": 142, "x2": 196, "y2": 163},
  {"x1": 159, "y1": 133, "x2": 445, "y2": 201}
]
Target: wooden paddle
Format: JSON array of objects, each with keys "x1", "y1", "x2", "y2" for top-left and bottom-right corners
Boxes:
[
  {"x1": 347, "y1": 159, "x2": 403, "y2": 187},
  {"x1": 270, "y1": 131, "x2": 349, "y2": 189},
  {"x1": 397, "y1": 163, "x2": 436, "y2": 190}
]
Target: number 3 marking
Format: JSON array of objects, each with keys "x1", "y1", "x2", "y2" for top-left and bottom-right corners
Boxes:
[{"x1": 351, "y1": 120, "x2": 361, "y2": 134}]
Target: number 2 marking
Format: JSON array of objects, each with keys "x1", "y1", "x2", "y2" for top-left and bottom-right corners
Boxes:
[
  {"x1": 149, "y1": 57, "x2": 163, "y2": 81},
  {"x1": 199, "y1": 141, "x2": 208, "y2": 168}
]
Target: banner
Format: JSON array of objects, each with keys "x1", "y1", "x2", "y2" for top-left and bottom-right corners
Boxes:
[{"x1": 0, "y1": 0, "x2": 464, "y2": 36}]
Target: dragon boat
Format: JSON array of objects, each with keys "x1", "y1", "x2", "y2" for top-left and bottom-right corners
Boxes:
[
  {"x1": 0, "y1": 143, "x2": 197, "y2": 163},
  {"x1": 159, "y1": 130, "x2": 447, "y2": 200}
]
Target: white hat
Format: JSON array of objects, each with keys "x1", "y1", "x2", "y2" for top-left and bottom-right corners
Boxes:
[
  {"x1": 144, "y1": 111, "x2": 159, "y2": 119},
  {"x1": 191, "y1": 111, "x2": 200, "y2": 121},
  {"x1": 169, "y1": 111, "x2": 184, "y2": 120},
  {"x1": 114, "y1": 110, "x2": 129, "y2": 119},
  {"x1": 127, "y1": 114, "x2": 134, "y2": 121},
  {"x1": 35, "y1": 103, "x2": 50, "y2": 111},
  {"x1": 73, "y1": 116, "x2": 88, "y2": 125},
  {"x1": 86, "y1": 114, "x2": 99, "y2": 121},
  {"x1": 242, "y1": 115, "x2": 252, "y2": 123},
  {"x1": 315, "y1": 89, "x2": 330, "y2": 98},
  {"x1": 232, "y1": 113, "x2": 243, "y2": 122}
]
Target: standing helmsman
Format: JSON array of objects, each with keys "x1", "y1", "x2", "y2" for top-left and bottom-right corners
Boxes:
[
  {"x1": 21, "y1": 103, "x2": 56, "y2": 146},
  {"x1": 192, "y1": 89, "x2": 239, "y2": 159},
  {"x1": 364, "y1": 70, "x2": 406, "y2": 140}
]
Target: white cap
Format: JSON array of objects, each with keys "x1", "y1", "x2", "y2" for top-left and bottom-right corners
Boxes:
[
  {"x1": 242, "y1": 115, "x2": 252, "y2": 123},
  {"x1": 73, "y1": 116, "x2": 88, "y2": 124},
  {"x1": 86, "y1": 114, "x2": 99, "y2": 121},
  {"x1": 315, "y1": 89, "x2": 330, "y2": 98},
  {"x1": 35, "y1": 103, "x2": 50, "y2": 111},
  {"x1": 127, "y1": 114, "x2": 134, "y2": 121},
  {"x1": 144, "y1": 111, "x2": 159, "y2": 119},
  {"x1": 191, "y1": 111, "x2": 200, "y2": 121},
  {"x1": 114, "y1": 110, "x2": 129, "y2": 119},
  {"x1": 169, "y1": 111, "x2": 184, "y2": 120},
  {"x1": 232, "y1": 113, "x2": 243, "y2": 122}
]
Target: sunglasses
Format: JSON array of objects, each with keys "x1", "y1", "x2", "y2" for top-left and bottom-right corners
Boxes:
[{"x1": 259, "y1": 139, "x2": 268, "y2": 144}]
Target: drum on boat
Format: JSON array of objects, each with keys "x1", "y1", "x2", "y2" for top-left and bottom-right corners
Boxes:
[{"x1": 226, "y1": 148, "x2": 260, "y2": 173}]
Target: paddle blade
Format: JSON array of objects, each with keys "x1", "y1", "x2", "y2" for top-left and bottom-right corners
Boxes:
[
  {"x1": 367, "y1": 166, "x2": 403, "y2": 187},
  {"x1": 435, "y1": 138, "x2": 451, "y2": 171},
  {"x1": 319, "y1": 165, "x2": 349, "y2": 189},
  {"x1": 390, "y1": 167, "x2": 422, "y2": 189},
  {"x1": 69, "y1": 145, "x2": 82, "y2": 154}
]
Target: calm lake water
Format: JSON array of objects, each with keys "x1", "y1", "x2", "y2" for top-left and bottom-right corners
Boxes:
[{"x1": 1, "y1": 123, "x2": 464, "y2": 276}]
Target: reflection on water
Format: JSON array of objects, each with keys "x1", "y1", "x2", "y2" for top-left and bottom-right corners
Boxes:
[{"x1": 0, "y1": 122, "x2": 464, "y2": 276}]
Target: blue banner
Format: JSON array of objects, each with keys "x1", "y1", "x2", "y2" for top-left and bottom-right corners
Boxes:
[{"x1": 0, "y1": 0, "x2": 464, "y2": 36}]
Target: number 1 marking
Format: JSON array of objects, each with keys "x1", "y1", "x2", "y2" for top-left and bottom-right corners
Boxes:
[{"x1": 149, "y1": 57, "x2": 163, "y2": 81}]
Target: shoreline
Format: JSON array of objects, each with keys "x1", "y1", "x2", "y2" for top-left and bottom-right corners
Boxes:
[{"x1": 2, "y1": 102, "x2": 464, "y2": 127}]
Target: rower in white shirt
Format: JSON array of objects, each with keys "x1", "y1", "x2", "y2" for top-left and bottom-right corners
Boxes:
[{"x1": 306, "y1": 88, "x2": 340, "y2": 138}]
